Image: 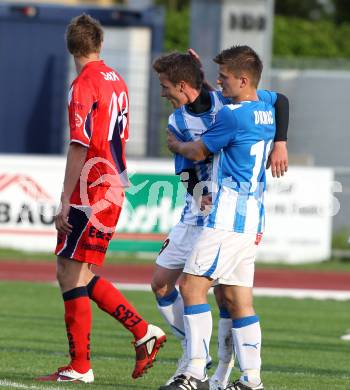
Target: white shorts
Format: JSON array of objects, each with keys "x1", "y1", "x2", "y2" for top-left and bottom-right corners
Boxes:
[
  {"x1": 183, "y1": 227, "x2": 258, "y2": 287},
  {"x1": 156, "y1": 222, "x2": 203, "y2": 270}
]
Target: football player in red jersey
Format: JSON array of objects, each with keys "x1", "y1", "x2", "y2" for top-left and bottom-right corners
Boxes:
[{"x1": 36, "y1": 14, "x2": 166, "y2": 384}]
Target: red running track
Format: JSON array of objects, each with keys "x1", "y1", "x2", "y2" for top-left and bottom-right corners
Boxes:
[{"x1": 1, "y1": 261, "x2": 350, "y2": 290}]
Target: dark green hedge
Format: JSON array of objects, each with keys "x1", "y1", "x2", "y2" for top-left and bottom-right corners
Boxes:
[
  {"x1": 163, "y1": 7, "x2": 189, "y2": 52},
  {"x1": 274, "y1": 16, "x2": 350, "y2": 58}
]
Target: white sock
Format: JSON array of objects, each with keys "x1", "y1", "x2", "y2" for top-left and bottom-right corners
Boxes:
[
  {"x1": 232, "y1": 315, "x2": 262, "y2": 386},
  {"x1": 184, "y1": 304, "x2": 212, "y2": 380},
  {"x1": 156, "y1": 288, "x2": 185, "y2": 340},
  {"x1": 211, "y1": 312, "x2": 234, "y2": 386}
]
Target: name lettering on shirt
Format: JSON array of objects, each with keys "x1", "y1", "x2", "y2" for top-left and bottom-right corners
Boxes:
[
  {"x1": 100, "y1": 71, "x2": 120, "y2": 81},
  {"x1": 254, "y1": 110, "x2": 274, "y2": 125}
]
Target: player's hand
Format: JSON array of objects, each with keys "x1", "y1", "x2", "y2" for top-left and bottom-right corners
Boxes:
[
  {"x1": 200, "y1": 194, "x2": 212, "y2": 215},
  {"x1": 267, "y1": 141, "x2": 288, "y2": 178},
  {"x1": 55, "y1": 194, "x2": 73, "y2": 234},
  {"x1": 188, "y1": 48, "x2": 215, "y2": 91},
  {"x1": 167, "y1": 131, "x2": 180, "y2": 153},
  {"x1": 188, "y1": 48, "x2": 202, "y2": 67}
]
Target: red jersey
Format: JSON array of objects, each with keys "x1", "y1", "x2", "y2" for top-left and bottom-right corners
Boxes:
[{"x1": 68, "y1": 60, "x2": 129, "y2": 187}]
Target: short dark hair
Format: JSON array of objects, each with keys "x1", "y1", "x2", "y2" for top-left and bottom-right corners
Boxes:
[
  {"x1": 66, "y1": 14, "x2": 103, "y2": 57},
  {"x1": 153, "y1": 52, "x2": 203, "y2": 90},
  {"x1": 214, "y1": 45, "x2": 263, "y2": 87}
]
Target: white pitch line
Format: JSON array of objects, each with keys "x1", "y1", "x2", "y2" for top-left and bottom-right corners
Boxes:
[
  {"x1": 0, "y1": 379, "x2": 70, "y2": 390},
  {"x1": 116, "y1": 282, "x2": 152, "y2": 291},
  {"x1": 253, "y1": 287, "x2": 350, "y2": 301},
  {"x1": 115, "y1": 283, "x2": 350, "y2": 301}
]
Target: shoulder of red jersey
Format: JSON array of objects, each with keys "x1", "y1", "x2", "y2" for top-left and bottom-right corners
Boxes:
[{"x1": 83, "y1": 62, "x2": 125, "y2": 84}]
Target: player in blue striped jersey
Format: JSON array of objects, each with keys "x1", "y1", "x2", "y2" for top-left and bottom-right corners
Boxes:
[
  {"x1": 169, "y1": 88, "x2": 282, "y2": 229},
  {"x1": 166, "y1": 46, "x2": 279, "y2": 390},
  {"x1": 153, "y1": 50, "x2": 288, "y2": 390}
]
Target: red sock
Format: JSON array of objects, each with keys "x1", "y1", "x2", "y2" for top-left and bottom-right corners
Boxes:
[
  {"x1": 63, "y1": 287, "x2": 92, "y2": 374},
  {"x1": 87, "y1": 276, "x2": 148, "y2": 340}
]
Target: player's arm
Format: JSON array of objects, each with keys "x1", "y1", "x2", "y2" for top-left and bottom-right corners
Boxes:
[
  {"x1": 268, "y1": 93, "x2": 289, "y2": 177},
  {"x1": 200, "y1": 106, "x2": 237, "y2": 153},
  {"x1": 168, "y1": 118, "x2": 198, "y2": 174},
  {"x1": 56, "y1": 81, "x2": 92, "y2": 234},
  {"x1": 62, "y1": 143, "x2": 88, "y2": 200},
  {"x1": 268, "y1": 141, "x2": 288, "y2": 177},
  {"x1": 257, "y1": 90, "x2": 289, "y2": 177},
  {"x1": 167, "y1": 132, "x2": 210, "y2": 161},
  {"x1": 168, "y1": 106, "x2": 236, "y2": 160},
  {"x1": 55, "y1": 143, "x2": 87, "y2": 234},
  {"x1": 168, "y1": 114, "x2": 210, "y2": 161},
  {"x1": 274, "y1": 93, "x2": 289, "y2": 142}
]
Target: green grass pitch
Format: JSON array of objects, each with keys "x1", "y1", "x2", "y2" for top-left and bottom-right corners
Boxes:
[{"x1": 0, "y1": 282, "x2": 349, "y2": 390}]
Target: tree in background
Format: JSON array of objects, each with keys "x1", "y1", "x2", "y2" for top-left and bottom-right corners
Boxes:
[
  {"x1": 153, "y1": 0, "x2": 350, "y2": 23},
  {"x1": 275, "y1": 0, "x2": 331, "y2": 20},
  {"x1": 274, "y1": 0, "x2": 350, "y2": 59},
  {"x1": 129, "y1": 0, "x2": 350, "y2": 59},
  {"x1": 275, "y1": 0, "x2": 350, "y2": 23},
  {"x1": 154, "y1": 0, "x2": 188, "y2": 10},
  {"x1": 153, "y1": 0, "x2": 189, "y2": 51},
  {"x1": 333, "y1": 0, "x2": 350, "y2": 24}
]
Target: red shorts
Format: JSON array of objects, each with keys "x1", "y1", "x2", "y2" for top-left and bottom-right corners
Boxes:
[{"x1": 55, "y1": 185, "x2": 124, "y2": 266}]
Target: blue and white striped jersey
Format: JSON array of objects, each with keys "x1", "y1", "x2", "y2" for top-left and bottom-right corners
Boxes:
[
  {"x1": 168, "y1": 90, "x2": 277, "y2": 227},
  {"x1": 202, "y1": 99, "x2": 276, "y2": 233},
  {"x1": 168, "y1": 90, "x2": 227, "y2": 226}
]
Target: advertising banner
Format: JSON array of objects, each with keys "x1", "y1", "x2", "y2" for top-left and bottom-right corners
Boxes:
[
  {"x1": 0, "y1": 155, "x2": 335, "y2": 262},
  {"x1": 259, "y1": 168, "x2": 336, "y2": 262},
  {"x1": 0, "y1": 156, "x2": 184, "y2": 253}
]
